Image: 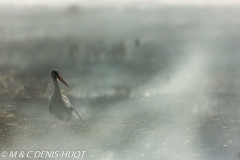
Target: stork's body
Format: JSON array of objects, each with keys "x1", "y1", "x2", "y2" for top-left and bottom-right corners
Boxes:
[{"x1": 49, "y1": 69, "x2": 81, "y2": 131}]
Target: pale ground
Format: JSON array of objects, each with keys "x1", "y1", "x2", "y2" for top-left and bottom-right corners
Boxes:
[{"x1": 0, "y1": 6, "x2": 240, "y2": 160}]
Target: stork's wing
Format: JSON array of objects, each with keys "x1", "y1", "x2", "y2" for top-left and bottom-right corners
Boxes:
[
  {"x1": 62, "y1": 94, "x2": 82, "y2": 120},
  {"x1": 62, "y1": 94, "x2": 72, "y2": 108}
]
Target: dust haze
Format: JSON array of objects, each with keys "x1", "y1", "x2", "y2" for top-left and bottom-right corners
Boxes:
[{"x1": 0, "y1": 4, "x2": 240, "y2": 160}]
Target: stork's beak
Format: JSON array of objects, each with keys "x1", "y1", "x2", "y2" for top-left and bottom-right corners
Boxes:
[{"x1": 57, "y1": 75, "x2": 69, "y2": 87}]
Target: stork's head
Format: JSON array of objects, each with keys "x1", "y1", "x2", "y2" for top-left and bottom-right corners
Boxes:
[{"x1": 51, "y1": 69, "x2": 69, "y2": 87}]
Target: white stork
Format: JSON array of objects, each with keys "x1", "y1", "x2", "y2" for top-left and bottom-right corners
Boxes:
[{"x1": 49, "y1": 69, "x2": 82, "y2": 131}]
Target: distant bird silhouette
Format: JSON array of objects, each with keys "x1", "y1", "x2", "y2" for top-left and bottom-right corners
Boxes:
[{"x1": 48, "y1": 69, "x2": 82, "y2": 131}]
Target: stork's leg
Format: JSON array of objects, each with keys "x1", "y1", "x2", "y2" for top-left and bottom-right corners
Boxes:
[
  {"x1": 55, "y1": 118, "x2": 58, "y2": 129},
  {"x1": 65, "y1": 117, "x2": 67, "y2": 132}
]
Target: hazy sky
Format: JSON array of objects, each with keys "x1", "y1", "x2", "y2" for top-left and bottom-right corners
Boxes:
[{"x1": 0, "y1": 0, "x2": 239, "y2": 6}]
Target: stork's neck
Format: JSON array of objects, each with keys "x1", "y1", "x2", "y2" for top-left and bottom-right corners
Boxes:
[{"x1": 52, "y1": 77, "x2": 61, "y2": 96}]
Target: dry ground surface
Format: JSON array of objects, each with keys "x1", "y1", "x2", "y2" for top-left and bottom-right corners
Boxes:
[{"x1": 0, "y1": 6, "x2": 240, "y2": 160}]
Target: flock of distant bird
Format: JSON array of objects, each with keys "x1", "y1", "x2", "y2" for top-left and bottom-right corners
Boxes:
[{"x1": 48, "y1": 69, "x2": 82, "y2": 131}]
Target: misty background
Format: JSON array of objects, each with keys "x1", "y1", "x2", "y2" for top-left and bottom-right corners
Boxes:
[{"x1": 0, "y1": 2, "x2": 240, "y2": 160}]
